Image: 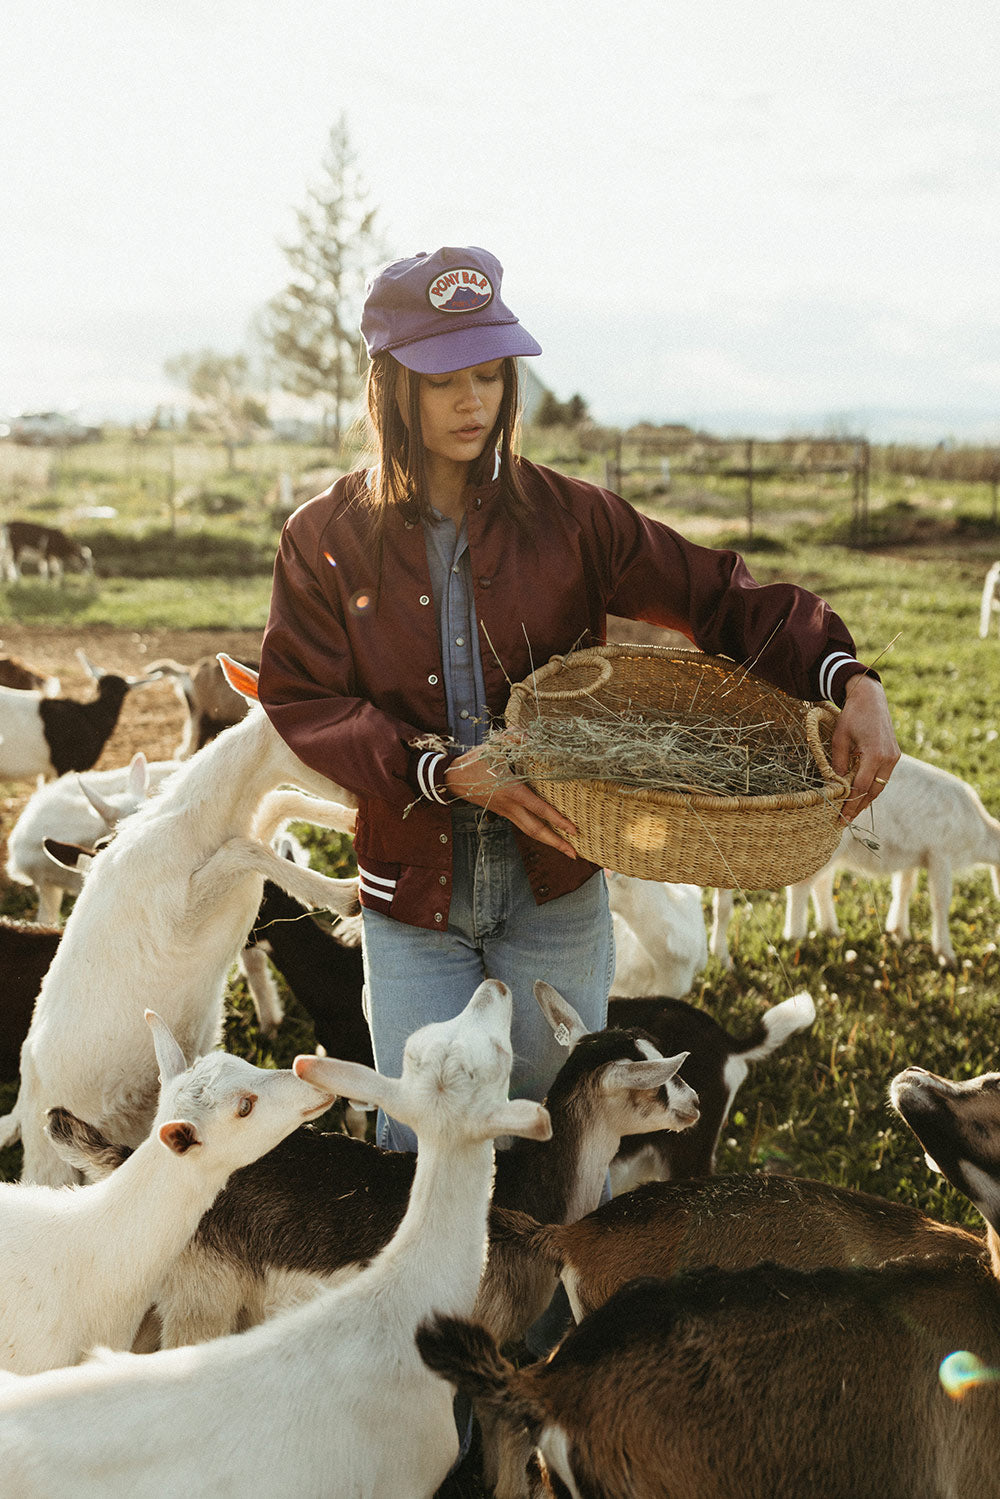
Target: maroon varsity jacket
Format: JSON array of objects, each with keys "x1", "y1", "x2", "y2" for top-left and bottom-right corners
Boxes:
[{"x1": 258, "y1": 460, "x2": 868, "y2": 930}]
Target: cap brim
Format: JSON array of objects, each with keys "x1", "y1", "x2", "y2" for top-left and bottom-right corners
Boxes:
[{"x1": 390, "y1": 320, "x2": 542, "y2": 374}]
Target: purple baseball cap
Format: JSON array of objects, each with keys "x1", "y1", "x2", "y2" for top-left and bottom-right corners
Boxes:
[{"x1": 360, "y1": 246, "x2": 542, "y2": 374}]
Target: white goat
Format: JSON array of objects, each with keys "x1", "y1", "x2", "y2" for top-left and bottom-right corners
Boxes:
[
  {"x1": 980, "y1": 559, "x2": 1000, "y2": 639},
  {"x1": 0, "y1": 981, "x2": 551, "y2": 1499},
  {"x1": 607, "y1": 872, "x2": 708, "y2": 998},
  {"x1": 711, "y1": 752, "x2": 1000, "y2": 968},
  {"x1": 417, "y1": 1064, "x2": 1000, "y2": 1499},
  {"x1": 5, "y1": 752, "x2": 177, "y2": 925},
  {"x1": 0, "y1": 690, "x2": 359, "y2": 1186},
  {"x1": 0, "y1": 1011, "x2": 335, "y2": 1375},
  {"x1": 0, "y1": 654, "x2": 156, "y2": 782}
]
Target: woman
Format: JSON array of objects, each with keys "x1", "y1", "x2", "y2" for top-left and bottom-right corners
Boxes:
[{"x1": 258, "y1": 244, "x2": 900, "y2": 1144}]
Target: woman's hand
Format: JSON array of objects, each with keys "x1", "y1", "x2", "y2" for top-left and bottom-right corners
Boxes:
[
  {"x1": 830, "y1": 674, "x2": 901, "y2": 823},
  {"x1": 444, "y1": 742, "x2": 579, "y2": 857}
]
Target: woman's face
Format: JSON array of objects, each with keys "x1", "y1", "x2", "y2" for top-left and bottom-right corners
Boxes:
[{"x1": 413, "y1": 359, "x2": 505, "y2": 472}]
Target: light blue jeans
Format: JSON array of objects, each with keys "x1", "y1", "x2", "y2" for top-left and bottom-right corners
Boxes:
[
  {"x1": 362, "y1": 808, "x2": 613, "y2": 1452},
  {"x1": 361, "y1": 804, "x2": 614, "y2": 1150}
]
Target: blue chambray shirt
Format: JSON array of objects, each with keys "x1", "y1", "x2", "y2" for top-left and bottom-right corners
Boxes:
[{"x1": 422, "y1": 509, "x2": 490, "y2": 748}]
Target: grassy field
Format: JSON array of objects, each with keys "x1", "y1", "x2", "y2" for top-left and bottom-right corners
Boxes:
[{"x1": 0, "y1": 433, "x2": 998, "y2": 1491}]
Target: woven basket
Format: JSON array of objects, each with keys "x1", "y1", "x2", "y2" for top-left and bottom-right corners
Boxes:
[{"x1": 504, "y1": 644, "x2": 852, "y2": 889}]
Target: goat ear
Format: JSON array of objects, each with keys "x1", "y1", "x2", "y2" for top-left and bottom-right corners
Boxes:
[
  {"x1": 533, "y1": 981, "x2": 589, "y2": 1048},
  {"x1": 42, "y1": 836, "x2": 94, "y2": 872},
  {"x1": 76, "y1": 774, "x2": 121, "y2": 828},
  {"x1": 601, "y1": 1052, "x2": 691, "y2": 1093},
  {"x1": 127, "y1": 751, "x2": 149, "y2": 798},
  {"x1": 294, "y1": 1054, "x2": 397, "y2": 1114},
  {"x1": 76, "y1": 649, "x2": 104, "y2": 680},
  {"x1": 485, "y1": 1099, "x2": 552, "y2": 1142},
  {"x1": 218, "y1": 653, "x2": 259, "y2": 702},
  {"x1": 145, "y1": 1010, "x2": 189, "y2": 1086},
  {"x1": 159, "y1": 1120, "x2": 201, "y2": 1155}
]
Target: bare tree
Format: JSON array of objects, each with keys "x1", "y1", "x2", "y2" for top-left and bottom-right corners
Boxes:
[
  {"x1": 163, "y1": 349, "x2": 267, "y2": 469},
  {"x1": 264, "y1": 115, "x2": 384, "y2": 446}
]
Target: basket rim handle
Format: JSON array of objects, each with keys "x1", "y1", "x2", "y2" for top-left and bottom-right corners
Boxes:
[
  {"x1": 806, "y1": 704, "x2": 853, "y2": 796},
  {"x1": 507, "y1": 650, "x2": 614, "y2": 704}
]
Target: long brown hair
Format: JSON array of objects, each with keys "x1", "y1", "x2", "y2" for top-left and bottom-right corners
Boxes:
[{"x1": 361, "y1": 353, "x2": 535, "y2": 537}]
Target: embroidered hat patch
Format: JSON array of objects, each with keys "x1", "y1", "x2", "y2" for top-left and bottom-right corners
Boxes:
[{"x1": 426, "y1": 268, "x2": 494, "y2": 314}]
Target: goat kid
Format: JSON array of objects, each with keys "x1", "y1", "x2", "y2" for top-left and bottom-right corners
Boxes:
[
  {"x1": 0, "y1": 653, "x2": 158, "y2": 782},
  {"x1": 711, "y1": 752, "x2": 1000, "y2": 969},
  {"x1": 0, "y1": 521, "x2": 93, "y2": 584},
  {"x1": 507, "y1": 1170, "x2": 985, "y2": 1325},
  {"x1": 146, "y1": 653, "x2": 254, "y2": 758},
  {"x1": 980, "y1": 559, "x2": 1000, "y2": 640},
  {"x1": 0, "y1": 981, "x2": 551, "y2": 1499},
  {"x1": 419, "y1": 1064, "x2": 1000, "y2": 1499},
  {"x1": 607, "y1": 871, "x2": 707, "y2": 999},
  {"x1": 608, "y1": 990, "x2": 815, "y2": 1191},
  {"x1": 0, "y1": 697, "x2": 359, "y2": 1186},
  {"x1": 5, "y1": 752, "x2": 177, "y2": 924},
  {"x1": 0, "y1": 1011, "x2": 335, "y2": 1375}
]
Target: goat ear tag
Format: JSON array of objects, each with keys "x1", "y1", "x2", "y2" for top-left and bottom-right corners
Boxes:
[{"x1": 553, "y1": 1023, "x2": 572, "y2": 1048}]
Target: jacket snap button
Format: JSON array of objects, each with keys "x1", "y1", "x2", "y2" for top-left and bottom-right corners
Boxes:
[
  {"x1": 479, "y1": 576, "x2": 491, "y2": 587},
  {"x1": 419, "y1": 594, "x2": 430, "y2": 606},
  {"x1": 439, "y1": 874, "x2": 448, "y2": 885},
  {"x1": 428, "y1": 674, "x2": 439, "y2": 685},
  {"x1": 439, "y1": 833, "x2": 449, "y2": 844},
  {"x1": 538, "y1": 885, "x2": 549, "y2": 896},
  {"x1": 434, "y1": 912, "x2": 443, "y2": 923}
]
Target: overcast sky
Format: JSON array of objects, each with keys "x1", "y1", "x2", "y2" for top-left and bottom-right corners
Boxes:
[{"x1": 3, "y1": 0, "x2": 998, "y2": 440}]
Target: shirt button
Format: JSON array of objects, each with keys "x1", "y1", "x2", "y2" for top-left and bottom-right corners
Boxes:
[
  {"x1": 459, "y1": 709, "x2": 469, "y2": 720},
  {"x1": 452, "y1": 564, "x2": 460, "y2": 574},
  {"x1": 434, "y1": 912, "x2": 443, "y2": 923},
  {"x1": 428, "y1": 674, "x2": 439, "y2": 685},
  {"x1": 439, "y1": 874, "x2": 448, "y2": 885},
  {"x1": 419, "y1": 594, "x2": 430, "y2": 606},
  {"x1": 439, "y1": 833, "x2": 449, "y2": 844},
  {"x1": 455, "y1": 636, "x2": 465, "y2": 647}
]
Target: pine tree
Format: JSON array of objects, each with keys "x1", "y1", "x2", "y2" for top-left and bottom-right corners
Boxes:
[{"x1": 265, "y1": 115, "x2": 383, "y2": 445}]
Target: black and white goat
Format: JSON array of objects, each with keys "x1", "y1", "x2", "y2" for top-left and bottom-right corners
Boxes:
[
  {"x1": 0, "y1": 653, "x2": 155, "y2": 782},
  {"x1": 608, "y1": 990, "x2": 815, "y2": 1190}
]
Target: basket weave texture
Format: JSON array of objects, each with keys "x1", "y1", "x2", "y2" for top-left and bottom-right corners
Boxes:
[{"x1": 505, "y1": 644, "x2": 852, "y2": 889}]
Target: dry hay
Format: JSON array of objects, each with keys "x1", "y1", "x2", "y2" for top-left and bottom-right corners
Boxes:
[{"x1": 484, "y1": 694, "x2": 827, "y2": 800}]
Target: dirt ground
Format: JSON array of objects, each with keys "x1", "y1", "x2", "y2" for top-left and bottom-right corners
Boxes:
[{"x1": 0, "y1": 625, "x2": 264, "y2": 867}]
